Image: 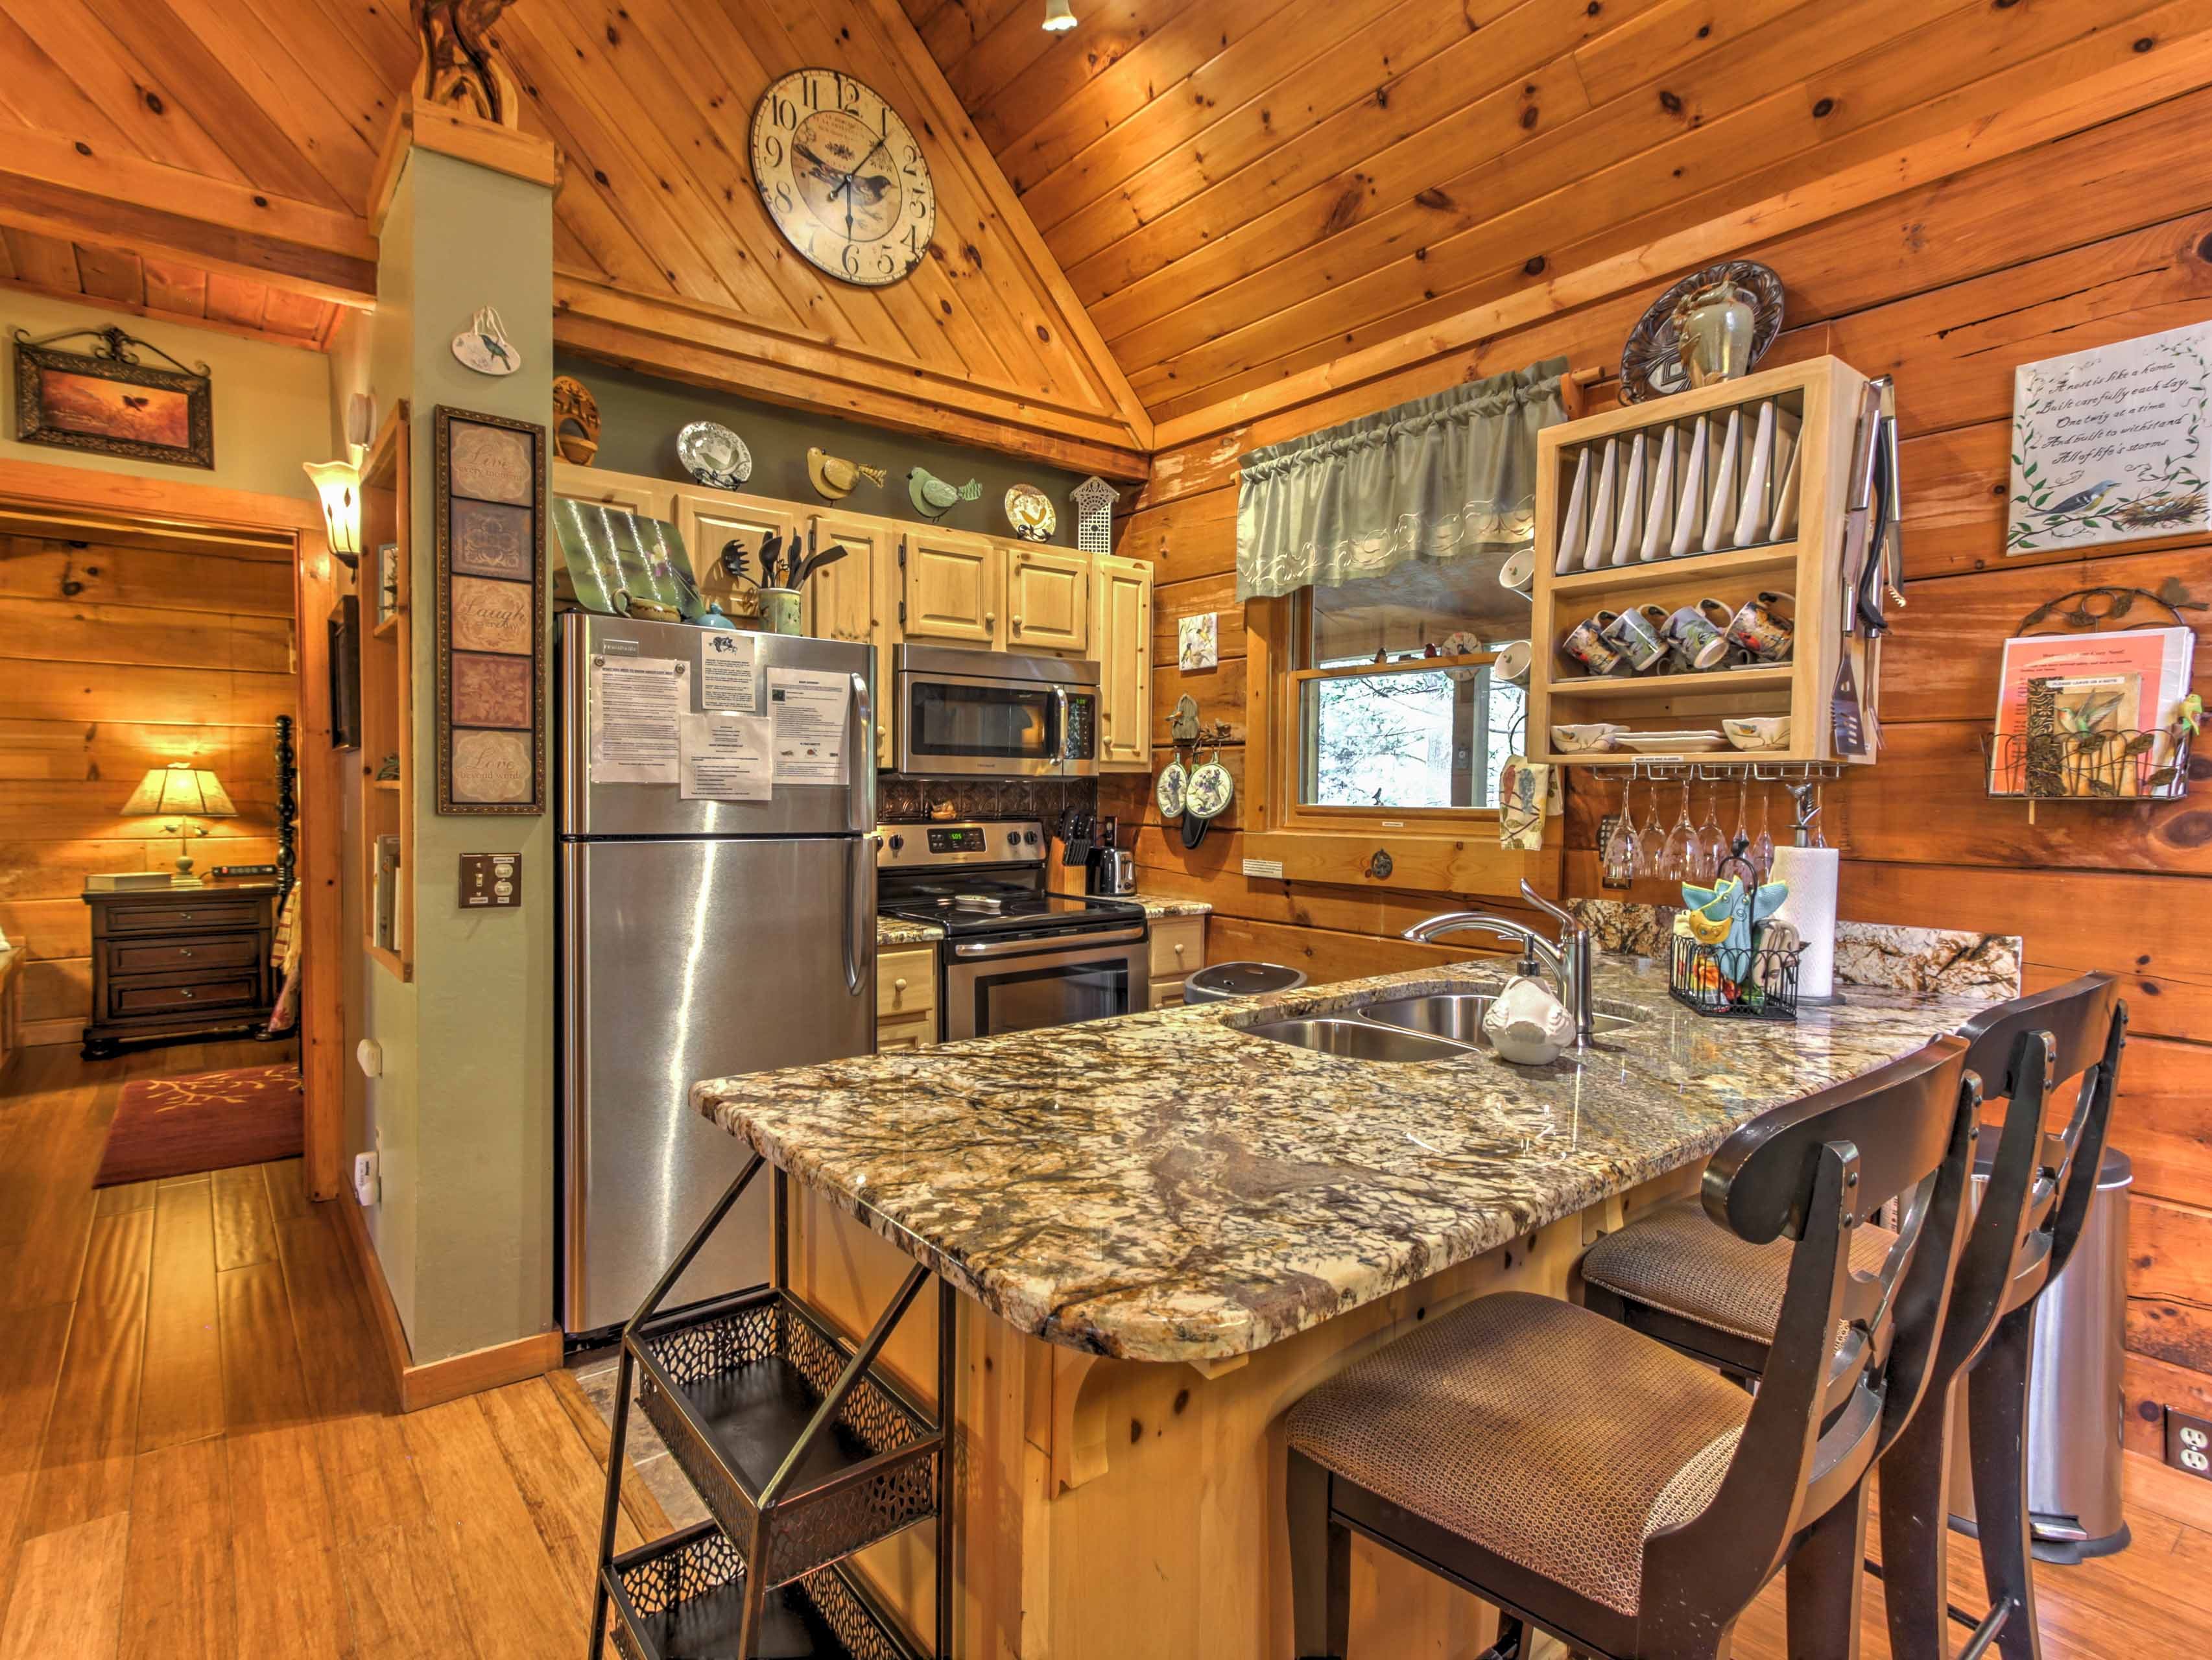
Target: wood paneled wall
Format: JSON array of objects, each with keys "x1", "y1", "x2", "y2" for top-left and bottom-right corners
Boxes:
[
  {"x1": 1103, "y1": 86, "x2": 2212, "y2": 1439},
  {"x1": 0, "y1": 530, "x2": 294, "y2": 1047}
]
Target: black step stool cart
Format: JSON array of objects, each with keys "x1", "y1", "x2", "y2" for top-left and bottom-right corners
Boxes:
[{"x1": 589, "y1": 1155, "x2": 958, "y2": 1660}]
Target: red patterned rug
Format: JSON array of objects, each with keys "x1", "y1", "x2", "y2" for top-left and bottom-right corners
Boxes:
[{"x1": 95, "y1": 1062, "x2": 304, "y2": 1187}]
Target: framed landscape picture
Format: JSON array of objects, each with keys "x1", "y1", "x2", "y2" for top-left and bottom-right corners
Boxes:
[
  {"x1": 434, "y1": 405, "x2": 547, "y2": 814},
  {"x1": 12, "y1": 325, "x2": 213, "y2": 469}
]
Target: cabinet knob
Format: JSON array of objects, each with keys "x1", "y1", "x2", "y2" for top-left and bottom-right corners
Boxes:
[
  {"x1": 984, "y1": 611, "x2": 995, "y2": 627},
  {"x1": 1173, "y1": 942, "x2": 1185, "y2": 957},
  {"x1": 1012, "y1": 615, "x2": 1023, "y2": 632},
  {"x1": 894, "y1": 977, "x2": 907, "y2": 994}
]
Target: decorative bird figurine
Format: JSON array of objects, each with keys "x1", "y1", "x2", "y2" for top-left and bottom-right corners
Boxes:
[
  {"x1": 907, "y1": 467, "x2": 982, "y2": 519},
  {"x1": 2039, "y1": 479, "x2": 2120, "y2": 517},
  {"x1": 807, "y1": 446, "x2": 888, "y2": 501}
]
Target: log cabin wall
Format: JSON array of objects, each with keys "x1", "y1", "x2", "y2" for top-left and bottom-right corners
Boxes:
[
  {"x1": 1100, "y1": 87, "x2": 2212, "y2": 1445},
  {"x1": 0, "y1": 525, "x2": 296, "y2": 1048}
]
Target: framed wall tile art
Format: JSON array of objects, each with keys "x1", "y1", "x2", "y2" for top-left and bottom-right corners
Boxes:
[{"x1": 435, "y1": 405, "x2": 546, "y2": 814}]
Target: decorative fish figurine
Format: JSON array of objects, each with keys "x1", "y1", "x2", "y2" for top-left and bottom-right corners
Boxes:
[
  {"x1": 907, "y1": 467, "x2": 982, "y2": 519},
  {"x1": 807, "y1": 446, "x2": 888, "y2": 500}
]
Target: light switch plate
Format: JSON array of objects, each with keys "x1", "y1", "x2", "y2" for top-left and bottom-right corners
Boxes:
[{"x1": 459, "y1": 852, "x2": 521, "y2": 909}]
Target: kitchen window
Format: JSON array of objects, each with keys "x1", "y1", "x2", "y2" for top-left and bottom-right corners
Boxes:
[{"x1": 1289, "y1": 556, "x2": 1526, "y2": 816}]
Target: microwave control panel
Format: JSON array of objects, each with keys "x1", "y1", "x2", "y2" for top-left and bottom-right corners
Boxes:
[{"x1": 1062, "y1": 693, "x2": 1097, "y2": 761}]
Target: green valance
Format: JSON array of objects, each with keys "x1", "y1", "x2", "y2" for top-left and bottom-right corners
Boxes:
[{"x1": 1234, "y1": 358, "x2": 1569, "y2": 602}]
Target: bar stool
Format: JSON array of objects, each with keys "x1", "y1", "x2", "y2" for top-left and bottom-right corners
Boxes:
[
  {"x1": 1580, "y1": 973, "x2": 2126, "y2": 1660},
  {"x1": 1286, "y1": 1036, "x2": 1977, "y2": 1660}
]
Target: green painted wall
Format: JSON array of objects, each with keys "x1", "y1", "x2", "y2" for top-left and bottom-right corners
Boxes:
[
  {"x1": 553, "y1": 353, "x2": 1095, "y2": 548},
  {"x1": 348, "y1": 146, "x2": 558, "y2": 1366}
]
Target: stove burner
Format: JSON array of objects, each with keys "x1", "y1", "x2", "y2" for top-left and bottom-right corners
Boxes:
[{"x1": 950, "y1": 894, "x2": 1005, "y2": 914}]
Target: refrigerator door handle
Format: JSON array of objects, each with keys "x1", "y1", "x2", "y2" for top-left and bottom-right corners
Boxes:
[
  {"x1": 848, "y1": 671, "x2": 874, "y2": 835},
  {"x1": 842, "y1": 834, "x2": 870, "y2": 997}
]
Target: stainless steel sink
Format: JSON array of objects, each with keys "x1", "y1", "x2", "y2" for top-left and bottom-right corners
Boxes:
[
  {"x1": 1357, "y1": 992, "x2": 1638, "y2": 1048},
  {"x1": 1237, "y1": 1017, "x2": 1475, "y2": 1063}
]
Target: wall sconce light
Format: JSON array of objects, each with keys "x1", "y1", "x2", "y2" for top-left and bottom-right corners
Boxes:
[
  {"x1": 1043, "y1": 0, "x2": 1076, "y2": 30},
  {"x1": 303, "y1": 458, "x2": 363, "y2": 569}
]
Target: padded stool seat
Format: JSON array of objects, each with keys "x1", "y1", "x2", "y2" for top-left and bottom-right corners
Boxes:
[
  {"x1": 1287, "y1": 1292, "x2": 1750, "y2": 1617},
  {"x1": 1582, "y1": 1197, "x2": 1896, "y2": 1346}
]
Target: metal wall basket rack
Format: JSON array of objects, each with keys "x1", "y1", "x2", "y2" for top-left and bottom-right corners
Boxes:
[{"x1": 589, "y1": 1156, "x2": 956, "y2": 1660}]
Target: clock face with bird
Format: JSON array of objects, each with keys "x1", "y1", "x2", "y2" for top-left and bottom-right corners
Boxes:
[{"x1": 751, "y1": 69, "x2": 935, "y2": 288}]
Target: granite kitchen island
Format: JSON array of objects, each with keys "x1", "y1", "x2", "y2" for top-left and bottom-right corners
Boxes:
[{"x1": 691, "y1": 955, "x2": 1996, "y2": 1659}]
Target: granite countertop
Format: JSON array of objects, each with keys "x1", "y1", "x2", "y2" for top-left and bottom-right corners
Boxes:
[
  {"x1": 696, "y1": 956, "x2": 1992, "y2": 1364},
  {"x1": 1134, "y1": 895, "x2": 1212, "y2": 919}
]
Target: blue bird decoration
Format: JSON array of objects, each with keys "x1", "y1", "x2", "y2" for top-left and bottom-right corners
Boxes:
[
  {"x1": 1681, "y1": 873, "x2": 1789, "y2": 988},
  {"x1": 2039, "y1": 479, "x2": 2120, "y2": 517}
]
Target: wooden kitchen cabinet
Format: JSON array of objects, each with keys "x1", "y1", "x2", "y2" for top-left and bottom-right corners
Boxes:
[
  {"x1": 1148, "y1": 916, "x2": 1205, "y2": 1008},
  {"x1": 674, "y1": 487, "x2": 798, "y2": 613},
  {"x1": 1006, "y1": 544, "x2": 1089, "y2": 654},
  {"x1": 899, "y1": 528, "x2": 1003, "y2": 645},
  {"x1": 553, "y1": 460, "x2": 671, "y2": 520},
  {"x1": 1089, "y1": 552, "x2": 1152, "y2": 770},
  {"x1": 877, "y1": 945, "x2": 938, "y2": 1052},
  {"x1": 810, "y1": 512, "x2": 893, "y2": 763}
]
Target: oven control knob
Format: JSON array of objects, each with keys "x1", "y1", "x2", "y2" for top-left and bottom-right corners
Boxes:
[
  {"x1": 888, "y1": 834, "x2": 904, "y2": 853},
  {"x1": 1007, "y1": 831, "x2": 1021, "y2": 847},
  {"x1": 1024, "y1": 830, "x2": 1038, "y2": 846}
]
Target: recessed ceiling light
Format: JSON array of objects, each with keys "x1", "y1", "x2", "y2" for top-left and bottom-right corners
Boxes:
[{"x1": 1043, "y1": 0, "x2": 1076, "y2": 31}]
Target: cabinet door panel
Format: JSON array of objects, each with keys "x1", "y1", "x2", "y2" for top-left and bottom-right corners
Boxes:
[
  {"x1": 674, "y1": 488, "x2": 797, "y2": 613},
  {"x1": 810, "y1": 513, "x2": 894, "y2": 761},
  {"x1": 1091, "y1": 553, "x2": 1153, "y2": 771},
  {"x1": 553, "y1": 462, "x2": 672, "y2": 519},
  {"x1": 1006, "y1": 545, "x2": 1088, "y2": 653},
  {"x1": 901, "y1": 530, "x2": 1001, "y2": 645}
]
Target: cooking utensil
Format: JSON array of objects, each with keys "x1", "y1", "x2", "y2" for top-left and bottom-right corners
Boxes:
[
  {"x1": 718, "y1": 539, "x2": 750, "y2": 583},
  {"x1": 794, "y1": 540, "x2": 849, "y2": 589}
]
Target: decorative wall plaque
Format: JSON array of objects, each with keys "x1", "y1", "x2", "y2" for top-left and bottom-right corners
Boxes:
[
  {"x1": 436, "y1": 406, "x2": 545, "y2": 814},
  {"x1": 12, "y1": 324, "x2": 213, "y2": 469}
]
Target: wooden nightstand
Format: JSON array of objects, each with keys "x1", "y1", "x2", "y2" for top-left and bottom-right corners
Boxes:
[{"x1": 79, "y1": 881, "x2": 280, "y2": 1058}]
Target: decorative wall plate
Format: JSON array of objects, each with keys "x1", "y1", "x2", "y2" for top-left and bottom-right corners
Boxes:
[
  {"x1": 452, "y1": 307, "x2": 521, "y2": 376},
  {"x1": 677, "y1": 420, "x2": 752, "y2": 488},
  {"x1": 1186, "y1": 757, "x2": 1233, "y2": 820},
  {"x1": 1154, "y1": 759, "x2": 1187, "y2": 820},
  {"x1": 1619, "y1": 261, "x2": 1785, "y2": 403},
  {"x1": 1438, "y1": 628, "x2": 1484, "y2": 681},
  {"x1": 1004, "y1": 483, "x2": 1056, "y2": 541}
]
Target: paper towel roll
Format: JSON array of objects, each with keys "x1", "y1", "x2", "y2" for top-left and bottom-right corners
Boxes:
[{"x1": 1768, "y1": 846, "x2": 1840, "y2": 1001}]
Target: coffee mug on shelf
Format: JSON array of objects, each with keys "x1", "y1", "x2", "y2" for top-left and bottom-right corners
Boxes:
[
  {"x1": 1727, "y1": 590, "x2": 1794, "y2": 661},
  {"x1": 1560, "y1": 614, "x2": 1626, "y2": 676},
  {"x1": 1600, "y1": 604, "x2": 1669, "y2": 672},
  {"x1": 1662, "y1": 603, "x2": 1731, "y2": 670},
  {"x1": 1493, "y1": 639, "x2": 1533, "y2": 685},
  {"x1": 1498, "y1": 546, "x2": 1536, "y2": 598}
]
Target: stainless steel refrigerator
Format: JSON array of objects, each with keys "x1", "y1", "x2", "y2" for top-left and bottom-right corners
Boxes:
[{"x1": 556, "y1": 611, "x2": 874, "y2": 1339}]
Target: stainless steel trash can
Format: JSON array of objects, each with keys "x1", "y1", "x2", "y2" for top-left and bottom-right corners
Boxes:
[
  {"x1": 1183, "y1": 961, "x2": 1307, "y2": 1004},
  {"x1": 1947, "y1": 1145, "x2": 2133, "y2": 1563}
]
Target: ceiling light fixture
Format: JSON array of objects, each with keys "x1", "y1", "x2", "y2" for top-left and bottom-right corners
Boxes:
[{"x1": 1043, "y1": 0, "x2": 1076, "y2": 31}]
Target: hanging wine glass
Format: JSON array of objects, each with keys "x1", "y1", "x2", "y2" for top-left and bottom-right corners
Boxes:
[
  {"x1": 1752, "y1": 779, "x2": 1775, "y2": 880},
  {"x1": 1636, "y1": 774, "x2": 1667, "y2": 877},
  {"x1": 1695, "y1": 777, "x2": 1728, "y2": 881},
  {"x1": 1661, "y1": 774, "x2": 1696, "y2": 881},
  {"x1": 1731, "y1": 772, "x2": 1752, "y2": 876},
  {"x1": 1604, "y1": 770, "x2": 1639, "y2": 886}
]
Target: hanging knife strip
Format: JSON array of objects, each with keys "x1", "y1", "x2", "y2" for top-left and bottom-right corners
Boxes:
[{"x1": 1831, "y1": 377, "x2": 1897, "y2": 761}]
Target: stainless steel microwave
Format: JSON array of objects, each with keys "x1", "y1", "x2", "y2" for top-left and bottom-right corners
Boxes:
[{"x1": 892, "y1": 644, "x2": 1099, "y2": 777}]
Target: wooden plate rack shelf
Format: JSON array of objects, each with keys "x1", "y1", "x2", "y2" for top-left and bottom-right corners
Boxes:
[{"x1": 1527, "y1": 355, "x2": 1879, "y2": 768}]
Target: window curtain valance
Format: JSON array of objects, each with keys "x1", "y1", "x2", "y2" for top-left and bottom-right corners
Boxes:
[{"x1": 1234, "y1": 358, "x2": 1569, "y2": 602}]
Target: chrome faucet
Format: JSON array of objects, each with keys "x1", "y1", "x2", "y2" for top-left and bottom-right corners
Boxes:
[{"x1": 1403, "y1": 880, "x2": 1595, "y2": 1048}]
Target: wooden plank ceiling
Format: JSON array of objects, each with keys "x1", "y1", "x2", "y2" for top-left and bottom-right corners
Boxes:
[
  {"x1": 0, "y1": 0, "x2": 1148, "y2": 468},
  {"x1": 0, "y1": 227, "x2": 339, "y2": 349},
  {"x1": 907, "y1": 0, "x2": 2202, "y2": 433}
]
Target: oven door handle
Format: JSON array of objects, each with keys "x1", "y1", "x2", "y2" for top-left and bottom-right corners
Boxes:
[
  {"x1": 950, "y1": 925, "x2": 1148, "y2": 960},
  {"x1": 1050, "y1": 683, "x2": 1069, "y2": 775}
]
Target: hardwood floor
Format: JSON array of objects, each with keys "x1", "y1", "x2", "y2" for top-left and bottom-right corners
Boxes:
[{"x1": 0, "y1": 1038, "x2": 2205, "y2": 1659}]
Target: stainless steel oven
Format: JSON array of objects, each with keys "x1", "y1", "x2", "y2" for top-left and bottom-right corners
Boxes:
[
  {"x1": 940, "y1": 925, "x2": 1149, "y2": 1041},
  {"x1": 892, "y1": 644, "x2": 1099, "y2": 777}
]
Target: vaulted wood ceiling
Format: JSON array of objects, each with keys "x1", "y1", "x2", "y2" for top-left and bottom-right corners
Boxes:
[
  {"x1": 0, "y1": 0, "x2": 1148, "y2": 471},
  {"x1": 907, "y1": 0, "x2": 2196, "y2": 431},
  {"x1": 0, "y1": 228, "x2": 342, "y2": 348}
]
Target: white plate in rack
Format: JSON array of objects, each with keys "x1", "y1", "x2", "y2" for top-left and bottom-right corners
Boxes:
[{"x1": 1615, "y1": 730, "x2": 1728, "y2": 753}]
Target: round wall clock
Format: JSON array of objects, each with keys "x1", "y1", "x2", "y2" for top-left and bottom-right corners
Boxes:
[{"x1": 751, "y1": 69, "x2": 936, "y2": 288}]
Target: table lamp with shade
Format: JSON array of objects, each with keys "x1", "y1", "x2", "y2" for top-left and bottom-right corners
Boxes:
[{"x1": 123, "y1": 763, "x2": 237, "y2": 886}]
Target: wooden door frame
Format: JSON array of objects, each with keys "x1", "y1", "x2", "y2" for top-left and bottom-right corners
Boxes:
[{"x1": 0, "y1": 456, "x2": 346, "y2": 1202}]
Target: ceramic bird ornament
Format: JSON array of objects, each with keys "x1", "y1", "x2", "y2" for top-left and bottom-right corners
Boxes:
[
  {"x1": 807, "y1": 447, "x2": 888, "y2": 501},
  {"x1": 907, "y1": 467, "x2": 982, "y2": 519},
  {"x1": 1680, "y1": 873, "x2": 1790, "y2": 989}
]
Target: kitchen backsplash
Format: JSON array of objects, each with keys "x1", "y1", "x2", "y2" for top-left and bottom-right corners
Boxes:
[
  {"x1": 1567, "y1": 899, "x2": 2023, "y2": 999},
  {"x1": 878, "y1": 775, "x2": 1099, "y2": 825}
]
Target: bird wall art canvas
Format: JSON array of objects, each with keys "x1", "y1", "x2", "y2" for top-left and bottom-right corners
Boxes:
[
  {"x1": 2008, "y1": 322, "x2": 2212, "y2": 553},
  {"x1": 12, "y1": 326, "x2": 212, "y2": 469}
]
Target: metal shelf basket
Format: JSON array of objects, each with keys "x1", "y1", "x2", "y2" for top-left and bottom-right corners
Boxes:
[
  {"x1": 1669, "y1": 934, "x2": 1800, "y2": 1021},
  {"x1": 631, "y1": 1286, "x2": 942, "y2": 1589},
  {"x1": 1981, "y1": 728, "x2": 2191, "y2": 801},
  {"x1": 605, "y1": 1521, "x2": 925, "y2": 1660}
]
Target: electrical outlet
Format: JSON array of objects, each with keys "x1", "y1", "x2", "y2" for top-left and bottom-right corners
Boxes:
[
  {"x1": 2166, "y1": 1407, "x2": 2212, "y2": 1479},
  {"x1": 353, "y1": 1150, "x2": 381, "y2": 1208}
]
